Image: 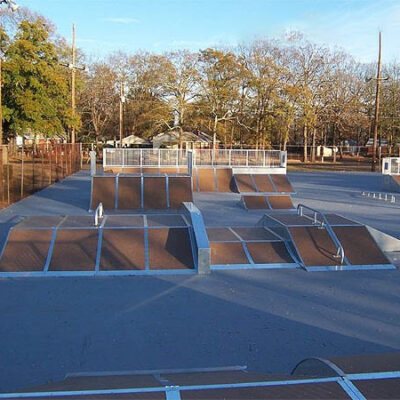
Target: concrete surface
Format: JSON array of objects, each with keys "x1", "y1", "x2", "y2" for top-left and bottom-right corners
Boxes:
[{"x1": 1, "y1": 170, "x2": 400, "y2": 392}]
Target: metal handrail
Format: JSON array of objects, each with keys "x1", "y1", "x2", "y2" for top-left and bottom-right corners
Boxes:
[
  {"x1": 297, "y1": 204, "x2": 345, "y2": 265},
  {"x1": 94, "y1": 202, "x2": 104, "y2": 227}
]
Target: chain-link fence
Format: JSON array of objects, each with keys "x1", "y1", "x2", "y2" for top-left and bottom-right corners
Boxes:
[{"x1": 0, "y1": 143, "x2": 82, "y2": 209}]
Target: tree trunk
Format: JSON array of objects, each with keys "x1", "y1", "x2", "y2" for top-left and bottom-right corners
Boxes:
[
  {"x1": 303, "y1": 125, "x2": 308, "y2": 162},
  {"x1": 332, "y1": 125, "x2": 337, "y2": 163},
  {"x1": 213, "y1": 115, "x2": 218, "y2": 149},
  {"x1": 311, "y1": 128, "x2": 316, "y2": 162}
]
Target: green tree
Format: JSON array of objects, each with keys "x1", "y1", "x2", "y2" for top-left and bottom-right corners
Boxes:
[{"x1": 2, "y1": 19, "x2": 75, "y2": 139}]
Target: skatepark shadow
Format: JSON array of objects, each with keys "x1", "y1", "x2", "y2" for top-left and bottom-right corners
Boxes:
[{"x1": 0, "y1": 273, "x2": 398, "y2": 392}]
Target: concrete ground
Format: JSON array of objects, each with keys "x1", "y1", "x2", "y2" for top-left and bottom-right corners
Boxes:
[{"x1": 1, "y1": 170, "x2": 400, "y2": 392}]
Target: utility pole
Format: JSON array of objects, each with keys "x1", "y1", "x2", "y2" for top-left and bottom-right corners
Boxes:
[
  {"x1": 119, "y1": 81, "x2": 125, "y2": 147},
  {"x1": 71, "y1": 23, "x2": 76, "y2": 144},
  {"x1": 370, "y1": 31, "x2": 382, "y2": 172}
]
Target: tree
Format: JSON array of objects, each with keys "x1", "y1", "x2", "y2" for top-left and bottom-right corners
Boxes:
[{"x1": 2, "y1": 19, "x2": 74, "y2": 139}]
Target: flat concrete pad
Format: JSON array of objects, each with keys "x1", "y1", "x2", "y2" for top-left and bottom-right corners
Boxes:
[
  {"x1": 148, "y1": 228, "x2": 194, "y2": 270},
  {"x1": 253, "y1": 174, "x2": 275, "y2": 193},
  {"x1": 242, "y1": 195, "x2": 270, "y2": 210},
  {"x1": 235, "y1": 174, "x2": 256, "y2": 193},
  {"x1": 181, "y1": 382, "x2": 350, "y2": 399},
  {"x1": 0, "y1": 229, "x2": 53, "y2": 272},
  {"x1": 271, "y1": 214, "x2": 313, "y2": 226},
  {"x1": 60, "y1": 216, "x2": 95, "y2": 228},
  {"x1": 118, "y1": 177, "x2": 141, "y2": 210},
  {"x1": 49, "y1": 229, "x2": 98, "y2": 271},
  {"x1": 15, "y1": 216, "x2": 63, "y2": 228},
  {"x1": 268, "y1": 195, "x2": 294, "y2": 210},
  {"x1": 91, "y1": 176, "x2": 116, "y2": 210},
  {"x1": 207, "y1": 228, "x2": 240, "y2": 242},
  {"x1": 289, "y1": 226, "x2": 339, "y2": 267},
  {"x1": 232, "y1": 227, "x2": 277, "y2": 241},
  {"x1": 147, "y1": 215, "x2": 187, "y2": 227},
  {"x1": 168, "y1": 176, "x2": 193, "y2": 209},
  {"x1": 104, "y1": 216, "x2": 144, "y2": 228},
  {"x1": 246, "y1": 241, "x2": 294, "y2": 264},
  {"x1": 210, "y1": 242, "x2": 249, "y2": 265},
  {"x1": 270, "y1": 174, "x2": 294, "y2": 193},
  {"x1": 333, "y1": 226, "x2": 390, "y2": 265},
  {"x1": 143, "y1": 177, "x2": 167, "y2": 209},
  {"x1": 215, "y1": 169, "x2": 233, "y2": 192},
  {"x1": 325, "y1": 214, "x2": 359, "y2": 226},
  {"x1": 100, "y1": 229, "x2": 145, "y2": 270},
  {"x1": 196, "y1": 169, "x2": 217, "y2": 192}
]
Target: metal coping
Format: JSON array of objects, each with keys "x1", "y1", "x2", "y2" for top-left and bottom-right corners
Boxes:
[{"x1": 5, "y1": 371, "x2": 400, "y2": 399}]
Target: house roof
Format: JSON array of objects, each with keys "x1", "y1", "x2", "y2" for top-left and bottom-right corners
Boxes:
[{"x1": 153, "y1": 131, "x2": 218, "y2": 143}]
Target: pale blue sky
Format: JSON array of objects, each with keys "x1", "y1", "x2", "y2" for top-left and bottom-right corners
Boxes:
[{"x1": 15, "y1": 0, "x2": 400, "y2": 62}]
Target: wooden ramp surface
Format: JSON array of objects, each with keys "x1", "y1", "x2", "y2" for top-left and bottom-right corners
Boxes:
[
  {"x1": 332, "y1": 225, "x2": 390, "y2": 265},
  {"x1": 270, "y1": 174, "x2": 294, "y2": 192},
  {"x1": 0, "y1": 229, "x2": 53, "y2": 272},
  {"x1": 91, "y1": 176, "x2": 116, "y2": 210},
  {"x1": 215, "y1": 168, "x2": 233, "y2": 192},
  {"x1": 168, "y1": 176, "x2": 193, "y2": 209},
  {"x1": 143, "y1": 177, "x2": 167, "y2": 209},
  {"x1": 195, "y1": 168, "x2": 217, "y2": 192},
  {"x1": 268, "y1": 195, "x2": 294, "y2": 209},
  {"x1": 49, "y1": 229, "x2": 98, "y2": 271},
  {"x1": 242, "y1": 195, "x2": 270, "y2": 209},
  {"x1": 235, "y1": 174, "x2": 257, "y2": 192},
  {"x1": 148, "y1": 228, "x2": 194, "y2": 270},
  {"x1": 118, "y1": 176, "x2": 141, "y2": 209},
  {"x1": 100, "y1": 229, "x2": 145, "y2": 270},
  {"x1": 253, "y1": 174, "x2": 275, "y2": 192},
  {"x1": 289, "y1": 226, "x2": 339, "y2": 267}
]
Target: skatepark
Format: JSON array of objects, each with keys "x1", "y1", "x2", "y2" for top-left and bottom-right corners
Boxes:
[{"x1": 0, "y1": 149, "x2": 400, "y2": 398}]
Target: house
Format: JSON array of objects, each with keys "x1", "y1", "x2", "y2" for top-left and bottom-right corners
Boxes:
[
  {"x1": 106, "y1": 135, "x2": 151, "y2": 147},
  {"x1": 152, "y1": 130, "x2": 217, "y2": 149}
]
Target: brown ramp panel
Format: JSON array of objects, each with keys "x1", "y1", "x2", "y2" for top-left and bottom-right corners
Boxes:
[
  {"x1": 143, "y1": 177, "x2": 167, "y2": 209},
  {"x1": 148, "y1": 228, "x2": 194, "y2": 270},
  {"x1": 197, "y1": 168, "x2": 217, "y2": 192},
  {"x1": 215, "y1": 168, "x2": 233, "y2": 192},
  {"x1": 0, "y1": 229, "x2": 53, "y2": 272},
  {"x1": 49, "y1": 229, "x2": 98, "y2": 271},
  {"x1": 210, "y1": 242, "x2": 249, "y2": 265},
  {"x1": 100, "y1": 229, "x2": 145, "y2": 270},
  {"x1": 168, "y1": 176, "x2": 193, "y2": 209},
  {"x1": 234, "y1": 174, "x2": 257, "y2": 193},
  {"x1": 268, "y1": 195, "x2": 294, "y2": 209},
  {"x1": 253, "y1": 174, "x2": 275, "y2": 193},
  {"x1": 246, "y1": 242, "x2": 294, "y2": 264},
  {"x1": 91, "y1": 176, "x2": 116, "y2": 210},
  {"x1": 181, "y1": 382, "x2": 350, "y2": 399},
  {"x1": 270, "y1": 174, "x2": 294, "y2": 193},
  {"x1": 118, "y1": 177, "x2": 141, "y2": 210},
  {"x1": 242, "y1": 195, "x2": 270, "y2": 210},
  {"x1": 354, "y1": 378, "x2": 400, "y2": 399},
  {"x1": 289, "y1": 226, "x2": 339, "y2": 267},
  {"x1": 333, "y1": 225, "x2": 390, "y2": 265}
]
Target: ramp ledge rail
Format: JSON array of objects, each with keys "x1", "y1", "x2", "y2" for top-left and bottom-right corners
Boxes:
[{"x1": 297, "y1": 204, "x2": 346, "y2": 265}]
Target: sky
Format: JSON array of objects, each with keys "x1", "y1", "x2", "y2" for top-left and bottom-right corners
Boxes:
[{"x1": 14, "y1": 0, "x2": 400, "y2": 63}]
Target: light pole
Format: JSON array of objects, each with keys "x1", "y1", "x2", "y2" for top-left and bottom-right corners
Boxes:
[
  {"x1": 119, "y1": 81, "x2": 128, "y2": 147},
  {"x1": 0, "y1": 0, "x2": 19, "y2": 146},
  {"x1": 366, "y1": 32, "x2": 389, "y2": 172}
]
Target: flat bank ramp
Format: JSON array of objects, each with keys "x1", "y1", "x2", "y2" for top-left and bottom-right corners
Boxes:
[
  {"x1": 0, "y1": 214, "x2": 198, "y2": 276},
  {"x1": 264, "y1": 212, "x2": 395, "y2": 271},
  {"x1": 5, "y1": 352, "x2": 400, "y2": 399},
  {"x1": 207, "y1": 226, "x2": 297, "y2": 270},
  {"x1": 91, "y1": 175, "x2": 193, "y2": 211},
  {"x1": 242, "y1": 195, "x2": 294, "y2": 210},
  {"x1": 233, "y1": 174, "x2": 294, "y2": 194}
]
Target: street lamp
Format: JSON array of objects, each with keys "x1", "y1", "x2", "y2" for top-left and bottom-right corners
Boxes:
[{"x1": 0, "y1": 0, "x2": 19, "y2": 146}]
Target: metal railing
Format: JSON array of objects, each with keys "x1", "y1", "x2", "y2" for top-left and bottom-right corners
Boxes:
[
  {"x1": 382, "y1": 157, "x2": 400, "y2": 175},
  {"x1": 297, "y1": 204, "x2": 345, "y2": 265},
  {"x1": 94, "y1": 202, "x2": 104, "y2": 227},
  {"x1": 103, "y1": 148, "x2": 286, "y2": 169}
]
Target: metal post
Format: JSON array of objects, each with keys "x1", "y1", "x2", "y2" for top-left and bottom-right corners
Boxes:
[
  {"x1": 71, "y1": 23, "x2": 76, "y2": 144},
  {"x1": 372, "y1": 32, "x2": 382, "y2": 172},
  {"x1": 90, "y1": 151, "x2": 97, "y2": 176}
]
